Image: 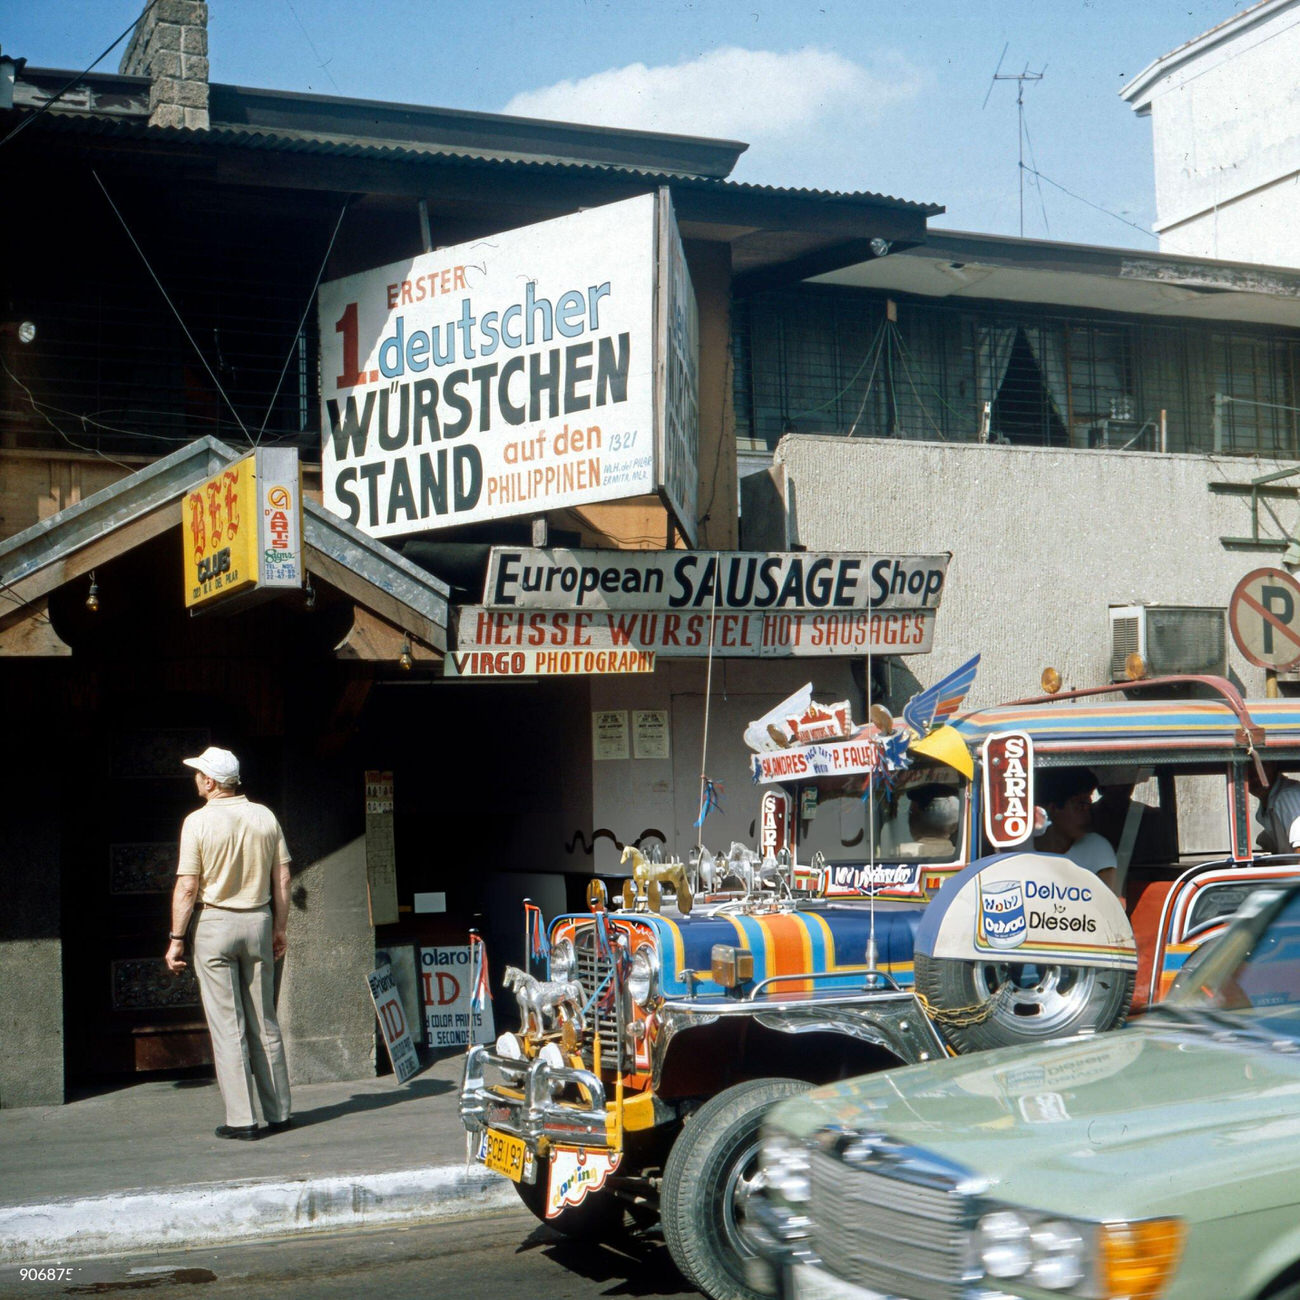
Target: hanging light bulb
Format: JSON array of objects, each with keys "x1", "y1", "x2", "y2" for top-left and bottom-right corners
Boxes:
[
  {"x1": 399, "y1": 638, "x2": 413, "y2": 671},
  {"x1": 304, "y1": 577, "x2": 316, "y2": 610},
  {"x1": 85, "y1": 572, "x2": 100, "y2": 613}
]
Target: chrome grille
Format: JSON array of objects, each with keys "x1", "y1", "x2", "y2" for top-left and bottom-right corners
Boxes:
[
  {"x1": 808, "y1": 1131, "x2": 976, "y2": 1300},
  {"x1": 573, "y1": 922, "x2": 631, "y2": 1069}
]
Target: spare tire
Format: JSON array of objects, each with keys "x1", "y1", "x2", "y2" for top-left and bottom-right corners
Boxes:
[{"x1": 914, "y1": 950, "x2": 1134, "y2": 1054}]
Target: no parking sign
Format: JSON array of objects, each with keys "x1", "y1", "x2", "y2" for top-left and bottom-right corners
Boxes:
[{"x1": 1229, "y1": 568, "x2": 1300, "y2": 671}]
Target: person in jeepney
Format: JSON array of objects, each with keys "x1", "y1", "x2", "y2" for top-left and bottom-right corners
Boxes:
[
  {"x1": 1032, "y1": 766, "x2": 1118, "y2": 893},
  {"x1": 1246, "y1": 761, "x2": 1300, "y2": 854},
  {"x1": 900, "y1": 783, "x2": 961, "y2": 857},
  {"x1": 1090, "y1": 773, "x2": 1176, "y2": 866}
]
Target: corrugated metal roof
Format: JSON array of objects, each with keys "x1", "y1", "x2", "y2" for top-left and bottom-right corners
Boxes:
[{"x1": 16, "y1": 107, "x2": 943, "y2": 214}]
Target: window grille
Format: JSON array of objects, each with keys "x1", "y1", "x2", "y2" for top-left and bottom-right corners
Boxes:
[{"x1": 733, "y1": 286, "x2": 1300, "y2": 458}]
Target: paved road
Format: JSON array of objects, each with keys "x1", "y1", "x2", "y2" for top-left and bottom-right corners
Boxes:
[{"x1": 0, "y1": 1205, "x2": 704, "y2": 1300}]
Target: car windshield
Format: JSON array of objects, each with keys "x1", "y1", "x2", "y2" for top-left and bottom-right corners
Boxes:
[
  {"x1": 798, "y1": 765, "x2": 966, "y2": 867},
  {"x1": 1160, "y1": 889, "x2": 1300, "y2": 1042}
]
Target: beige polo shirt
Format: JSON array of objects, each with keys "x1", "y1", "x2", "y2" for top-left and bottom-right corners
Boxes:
[{"x1": 177, "y1": 795, "x2": 291, "y2": 909}]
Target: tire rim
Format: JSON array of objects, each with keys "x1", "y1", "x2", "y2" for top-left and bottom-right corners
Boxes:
[
  {"x1": 721, "y1": 1136, "x2": 765, "y2": 1266},
  {"x1": 971, "y1": 961, "x2": 1098, "y2": 1036}
]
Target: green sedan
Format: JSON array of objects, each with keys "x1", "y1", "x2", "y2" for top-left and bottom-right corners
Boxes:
[{"x1": 756, "y1": 884, "x2": 1300, "y2": 1300}]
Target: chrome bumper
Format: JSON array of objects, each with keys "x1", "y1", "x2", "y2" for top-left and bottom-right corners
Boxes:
[{"x1": 459, "y1": 1044, "x2": 611, "y2": 1148}]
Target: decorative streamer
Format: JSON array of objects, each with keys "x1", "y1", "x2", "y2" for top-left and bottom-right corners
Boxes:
[
  {"x1": 468, "y1": 932, "x2": 490, "y2": 1018},
  {"x1": 695, "y1": 778, "x2": 724, "y2": 827},
  {"x1": 902, "y1": 653, "x2": 982, "y2": 738},
  {"x1": 523, "y1": 901, "x2": 546, "y2": 965}
]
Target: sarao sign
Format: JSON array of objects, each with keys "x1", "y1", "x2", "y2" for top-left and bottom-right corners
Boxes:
[{"x1": 317, "y1": 192, "x2": 698, "y2": 544}]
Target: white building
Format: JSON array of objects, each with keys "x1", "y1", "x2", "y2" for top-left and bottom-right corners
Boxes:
[{"x1": 1122, "y1": 0, "x2": 1300, "y2": 266}]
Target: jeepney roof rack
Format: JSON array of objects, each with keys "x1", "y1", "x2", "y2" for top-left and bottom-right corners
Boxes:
[{"x1": 992, "y1": 673, "x2": 1267, "y2": 778}]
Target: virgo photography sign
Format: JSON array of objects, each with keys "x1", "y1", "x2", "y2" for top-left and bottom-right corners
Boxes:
[{"x1": 318, "y1": 192, "x2": 698, "y2": 543}]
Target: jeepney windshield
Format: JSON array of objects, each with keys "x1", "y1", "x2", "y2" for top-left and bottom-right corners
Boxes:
[{"x1": 797, "y1": 765, "x2": 966, "y2": 866}]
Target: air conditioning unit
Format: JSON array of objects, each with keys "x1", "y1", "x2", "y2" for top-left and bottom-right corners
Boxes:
[{"x1": 1109, "y1": 605, "x2": 1226, "y2": 680}]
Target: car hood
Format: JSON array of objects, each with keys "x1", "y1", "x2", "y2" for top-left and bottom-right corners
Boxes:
[{"x1": 776, "y1": 1011, "x2": 1300, "y2": 1222}]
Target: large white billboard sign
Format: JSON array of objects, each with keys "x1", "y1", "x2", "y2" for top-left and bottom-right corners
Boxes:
[{"x1": 317, "y1": 192, "x2": 698, "y2": 542}]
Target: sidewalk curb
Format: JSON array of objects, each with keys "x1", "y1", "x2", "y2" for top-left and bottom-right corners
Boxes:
[{"x1": 1, "y1": 1164, "x2": 516, "y2": 1264}]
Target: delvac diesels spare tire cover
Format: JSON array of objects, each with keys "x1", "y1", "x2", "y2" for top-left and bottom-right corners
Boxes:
[{"x1": 913, "y1": 852, "x2": 1137, "y2": 1053}]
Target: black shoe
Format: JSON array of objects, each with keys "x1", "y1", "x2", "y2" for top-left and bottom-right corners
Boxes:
[
  {"x1": 214, "y1": 1124, "x2": 261, "y2": 1141},
  {"x1": 266, "y1": 1118, "x2": 293, "y2": 1134}
]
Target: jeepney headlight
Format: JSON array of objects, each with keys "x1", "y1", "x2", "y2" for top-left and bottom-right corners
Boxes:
[
  {"x1": 627, "y1": 945, "x2": 659, "y2": 1006},
  {"x1": 977, "y1": 1210, "x2": 1032, "y2": 1279},
  {"x1": 550, "y1": 938, "x2": 576, "y2": 982},
  {"x1": 761, "y1": 1131, "x2": 810, "y2": 1205}
]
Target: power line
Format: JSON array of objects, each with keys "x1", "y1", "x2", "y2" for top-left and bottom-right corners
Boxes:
[
  {"x1": 0, "y1": 0, "x2": 160, "y2": 150},
  {"x1": 92, "y1": 169, "x2": 252, "y2": 444},
  {"x1": 1021, "y1": 165, "x2": 1160, "y2": 245}
]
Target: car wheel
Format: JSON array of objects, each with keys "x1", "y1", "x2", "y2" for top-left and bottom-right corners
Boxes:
[
  {"x1": 513, "y1": 1171, "x2": 625, "y2": 1239},
  {"x1": 661, "y1": 1078, "x2": 811, "y2": 1300},
  {"x1": 914, "y1": 951, "x2": 1134, "y2": 1053}
]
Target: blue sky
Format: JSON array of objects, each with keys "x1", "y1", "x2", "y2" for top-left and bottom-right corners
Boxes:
[{"x1": 6, "y1": 1, "x2": 1248, "y2": 249}]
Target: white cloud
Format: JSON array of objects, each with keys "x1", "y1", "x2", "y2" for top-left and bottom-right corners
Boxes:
[{"x1": 502, "y1": 46, "x2": 926, "y2": 155}]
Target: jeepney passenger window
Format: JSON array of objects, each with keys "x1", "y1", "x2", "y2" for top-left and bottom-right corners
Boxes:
[
  {"x1": 1175, "y1": 774, "x2": 1231, "y2": 857},
  {"x1": 878, "y1": 777, "x2": 965, "y2": 862}
]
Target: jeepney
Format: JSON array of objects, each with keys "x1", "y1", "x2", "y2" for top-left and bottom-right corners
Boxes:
[{"x1": 458, "y1": 675, "x2": 1300, "y2": 1300}]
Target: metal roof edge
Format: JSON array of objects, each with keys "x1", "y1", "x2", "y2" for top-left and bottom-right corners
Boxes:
[
  {"x1": 916, "y1": 226, "x2": 1300, "y2": 288},
  {"x1": 303, "y1": 501, "x2": 450, "y2": 630},
  {"x1": 9, "y1": 106, "x2": 940, "y2": 213},
  {"x1": 209, "y1": 81, "x2": 749, "y2": 178},
  {"x1": 0, "y1": 436, "x2": 242, "y2": 588},
  {"x1": 1119, "y1": 0, "x2": 1295, "y2": 107}
]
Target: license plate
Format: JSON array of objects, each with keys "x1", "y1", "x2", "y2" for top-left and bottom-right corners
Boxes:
[
  {"x1": 791, "y1": 1265, "x2": 1011, "y2": 1300},
  {"x1": 790, "y1": 1264, "x2": 891, "y2": 1300},
  {"x1": 480, "y1": 1128, "x2": 531, "y2": 1182}
]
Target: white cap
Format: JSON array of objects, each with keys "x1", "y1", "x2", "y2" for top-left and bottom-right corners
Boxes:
[{"x1": 183, "y1": 746, "x2": 241, "y2": 786}]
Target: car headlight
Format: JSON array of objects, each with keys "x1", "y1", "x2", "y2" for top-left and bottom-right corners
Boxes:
[
  {"x1": 549, "y1": 938, "x2": 576, "y2": 981},
  {"x1": 1029, "y1": 1220, "x2": 1085, "y2": 1291},
  {"x1": 627, "y1": 945, "x2": 659, "y2": 1006},
  {"x1": 977, "y1": 1209, "x2": 1032, "y2": 1280},
  {"x1": 978, "y1": 1206, "x2": 1185, "y2": 1298},
  {"x1": 761, "y1": 1131, "x2": 811, "y2": 1206}
]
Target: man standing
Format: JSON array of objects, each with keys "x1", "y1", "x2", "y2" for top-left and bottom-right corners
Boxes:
[
  {"x1": 1248, "y1": 762, "x2": 1300, "y2": 854},
  {"x1": 165, "y1": 746, "x2": 293, "y2": 1140}
]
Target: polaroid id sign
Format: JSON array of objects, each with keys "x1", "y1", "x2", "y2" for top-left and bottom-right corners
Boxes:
[{"x1": 982, "y1": 732, "x2": 1034, "y2": 849}]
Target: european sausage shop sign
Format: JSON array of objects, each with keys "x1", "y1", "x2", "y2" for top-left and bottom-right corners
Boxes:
[
  {"x1": 445, "y1": 547, "x2": 951, "y2": 676},
  {"x1": 317, "y1": 191, "x2": 698, "y2": 544}
]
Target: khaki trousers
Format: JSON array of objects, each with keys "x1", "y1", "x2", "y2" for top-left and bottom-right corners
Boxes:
[{"x1": 193, "y1": 904, "x2": 291, "y2": 1128}]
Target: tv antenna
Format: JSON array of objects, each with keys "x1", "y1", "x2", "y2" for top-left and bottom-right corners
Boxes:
[{"x1": 983, "y1": 43, "x2": 1046, "y2": 237}]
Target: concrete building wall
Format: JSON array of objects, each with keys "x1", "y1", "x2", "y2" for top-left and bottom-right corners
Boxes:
[
  {"x1": 1162, "y1": 177, "x2": 1300, "y2": 266},
  {"x1": 1126, "y1": 1, "x2": 1300, "y2": 264},
  {"x1": 276, "y1": 731, "x2": 375, "y2": 1085},
  {"x1": 590, "y1": 657, "x2": 858, "y2": 874},
  {"x1": 0, "y1": 814, "x2": 63, "y2": 1107},
  {"x1": 277, "y1": 836, "x2": 376, "y2": 1084},
  {"x1": 775, "y1": 435, "x2": 1296, "y2": 706}
]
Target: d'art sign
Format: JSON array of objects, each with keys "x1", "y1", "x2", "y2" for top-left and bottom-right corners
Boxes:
[
  {"x1": 182, "y1": 448, "x2": 303, "y2": 611},
  {"x1": 317, "y1": 191, "x2": 698, "y2": 544}
]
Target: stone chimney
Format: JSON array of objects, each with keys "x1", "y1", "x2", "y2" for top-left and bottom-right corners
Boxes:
[{"x1": 118, "y1": 1, "x2": 209, "y2": 130}]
